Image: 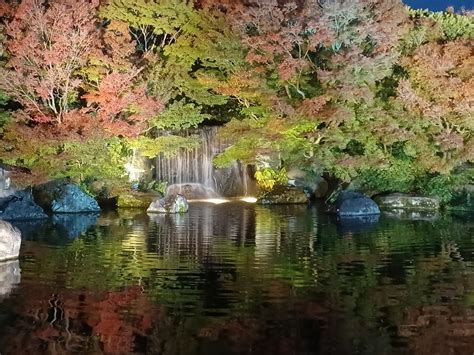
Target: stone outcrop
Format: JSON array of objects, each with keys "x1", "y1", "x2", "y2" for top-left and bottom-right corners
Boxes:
[
  {"x1": 287, "y1": 169, "x2": 328, "y2": 199},
  {"x1": 34, "y1": 180, "x2": 100, "y2": 213},
  {"x1": 0, "y1": 189, "x2": 48, "y2": 220},
  {"x1": 333, "y1": 191, "x2": 380, "y2": 217},
  {"x1": 374, "y1": 193, "x2": 440, "y2": 211},
  {"x1": 147, "y1": 194, "x2": 189, "y2": 214},
  {"x1": 257, "y1": 186, "x2": 309, "y2": 205},
  {"x1": 166, "y1": 183, "x2": 219, "y2": 200},
  {"x1": 0, "y1": 220, "x2": 21, "y2": 262}
]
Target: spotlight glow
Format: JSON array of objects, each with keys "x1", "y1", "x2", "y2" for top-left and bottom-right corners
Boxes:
[
  {"x1": 189, "y1": 198, "x2": 230, "y2": 204},
  {"x1": 240, "y1": 197, "x2": 257, "y2": 203}
]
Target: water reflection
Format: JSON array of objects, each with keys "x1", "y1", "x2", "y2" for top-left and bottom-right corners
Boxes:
[
  {"x1": 0, "y1": 259, "x2": 20, "y2": 299},
  {"x1": 335, "y1": 214, "x2": 380, "y2": 235},
  {"x1": 0, "y1": 203, "x2": 472, "y2": 354},
  {"x1": 53, "y1": 213, "x2": 99, "y2": 239}
]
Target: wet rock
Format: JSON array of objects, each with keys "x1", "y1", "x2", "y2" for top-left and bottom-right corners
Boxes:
[
  {"x1": 287, "y1": 170, "x2": 328, "y2": 199},
  {"x1": 334, "y1": 191, "x2": 380, "y2": 217},
  {"x1": 34, "y1": 180, "x2": 100, "y2": 213},
  {"x1": 52, "y1": 184, "x2": 101, "y2": 213},
  {"x1": 0, "y1": 189, "x2": 48, "y2": 220},
  {"x1": 383, "y1": 209, "x2": 440, "y2": 221},
  {"x1": 117, "y1": 193, "x2": 156, "y2": 208},
  {"x1": 290, "y1": 176, "x2": 328, "y2": 199},
  {"x1": 375, "y1": 193, "x2": 440, "y2": 211},
  {"x1": 0, "y1": 220, "x2": 21, "y2": 261},
  {"x1": 147, "y1": 194, "x2": 189, "y2": 214},
  {"x1": 166, "y1": 183, "x2": 219, "y2": 200},
  {"x1": 258, "y1": 186, "x2": 309, "y2": 205},
  {"x1": 213, "y1": 163, "x2": 258, "y2": 197},
  {"x1": 0, "y1": 259, "x2": 21, "y2": 299}
]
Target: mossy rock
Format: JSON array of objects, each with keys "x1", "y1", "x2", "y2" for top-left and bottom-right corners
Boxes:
[
  {"x1": 374, "y1": 193, "x2": 440, "y2": 211},
  {"x1": 117, "y1": 193, "x2": 156, "y2": 209},
  {"x1": 257, "y1": 186, "x2": 308, "y2": 205}
]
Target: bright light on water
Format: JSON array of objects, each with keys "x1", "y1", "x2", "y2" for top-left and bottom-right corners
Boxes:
[
  {"x1": 240, "y1": 197, "x2": 257, "y2": 203},
  {"x1": 189, "y1": 198, "x2": 230, "y2": 204}
]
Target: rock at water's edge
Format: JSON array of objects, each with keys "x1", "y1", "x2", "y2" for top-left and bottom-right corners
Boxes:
[
  {"x1": 0, "y1": 189, "x2": 47, "y2": 220},
  {"x1": 147, "y1": 194, "x2": 189, "y2": 214},
  {"x1": 0, "y1": 220, "x2": 21, "y2": 262},
  {"x1": 334, "y1": 191, "x2": 380, "y2": 217},
  {"x1": 258, "y1": 187, "x2": 309, "y2": 205},
  {"x1": 374, "y1": 193, "x2": 440, "y2": 211},
  {"x1": 117, "y1": 193, "x2": 156, "y2": 208},
  {"x1": 34, "y1": 181, "x2": 100, "y2": 213}
]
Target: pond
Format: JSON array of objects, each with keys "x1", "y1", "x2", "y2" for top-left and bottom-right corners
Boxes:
[{"x1": 0, "y1": 202, "x2": 473, "y2": 354}]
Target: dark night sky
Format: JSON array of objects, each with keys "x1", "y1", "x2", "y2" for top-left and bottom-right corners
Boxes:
[{"x1": 403, "y1": 0, "x2": 473, "y2": 11}]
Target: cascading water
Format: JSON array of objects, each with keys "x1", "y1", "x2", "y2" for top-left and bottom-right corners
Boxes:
[{"x1": 154, "y1": 127, "x2": 256, "y2": 198}]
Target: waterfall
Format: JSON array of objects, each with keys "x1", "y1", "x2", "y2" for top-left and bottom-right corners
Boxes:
[{"x1": 154, "y1": 127, "x2": 257, "y2": 198}]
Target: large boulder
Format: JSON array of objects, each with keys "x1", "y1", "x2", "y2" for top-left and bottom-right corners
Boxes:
[
  {"x1": 147, "y1": 194, "x2": 189, "y2": 214},
  {"x1": 333, "y1": 191, "x2": 380, "y2": 217},
  {"x1": 258, "y1": 187, "x2": 309, "y2": 205},
  {"x1": 374, "y1": 193, "x2": 440, "y2": 211},
  {"x1": 52, "y1": 184, "x2": 100, "y2": 213},
  {"x1": 0, "y1": 220, "x2": 21, "y2": 262},
  {"x1": 0, "y1": 260, "x2": 21, "y2": 299},
  {"x1": 34, "y1": 181, "x2": 100, "y2": 213},
  {"x1": 0, "y1": 189, "x2": 48, "y2": 220}
]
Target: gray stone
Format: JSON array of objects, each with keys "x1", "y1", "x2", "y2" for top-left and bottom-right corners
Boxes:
[
  {"x1": 0, "y1": 259, "x2": 21, "y2": 299},
  {"x1": 291, "y1": 176, "x2": 328, "y2": 199},
  {"x1": 147, "y1": 194, "x2": 189, "y2": 214},
  {"x1": 34, "y1": 180, "x2": 100, "y2": 213},
  {"x1": 375, "y1": 193, "x2": 440, "y2": 211},
  {"x1": 258, "y1": 187, "x2": 309, "y2": 205},
  {"x1": 334, "y1": 191, "x2": 380, "y2": 217},
  {"x1": 0, "y1": 189, "x2": 48, "y2": 220},
  {"x1": 166, "y1": 183, "x2": 219, "y2": 200},
  {"x1": 382, "y1": 209, "x2": 440, "y2": 221},
  {"x1": 0, "y1": 220, "x2": 21, "y2": 262},
  {"x1": 52, "y1": 184, "x2": 101, "y2": 213}
]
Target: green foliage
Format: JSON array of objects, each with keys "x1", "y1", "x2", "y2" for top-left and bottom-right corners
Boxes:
[
  {"x1": 54, "y1": 137, "x2": 127, "y2": 184},
  {"x1": 146, "y1": 180, "x2": 167, "y2": 195},
  {"x1": 357, "y1": 159, "x2": 420, "y2": 194},
  {"x1": 126, "y1": 135, "x2": 200, "y2": 158},
  {"x1": 409, "y1": 9, "x2": 474, "y2": 41},
  {"x1": 418, "y1": 168, "x2": 474, "y2": 204},
  {"x1": 254, "y1": 168, "x2": 288, "y2": 192},
  {"x1": 150, "y1": 99, "x2": 210, "y2": 130}
]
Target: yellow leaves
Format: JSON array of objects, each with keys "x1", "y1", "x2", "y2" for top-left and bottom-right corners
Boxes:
[{"x1": 254, "y1": 168, "x2": 288, "y2": 192}]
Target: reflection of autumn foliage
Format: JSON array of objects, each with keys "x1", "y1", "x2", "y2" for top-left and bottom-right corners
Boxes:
[
  {"x1": 89, "y1": 286, "x2": 155, "y2": 354},
  {"x1": 0, "y1": 285, "x2": 159, "y2": 355},
  {"x1": 398, "y1": 305, "x2": 474, "y2": 355}
]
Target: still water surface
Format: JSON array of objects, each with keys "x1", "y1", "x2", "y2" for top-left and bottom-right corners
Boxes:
[{"x1": 0, "y1": 202, "x2": 473, "y2": 354}]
